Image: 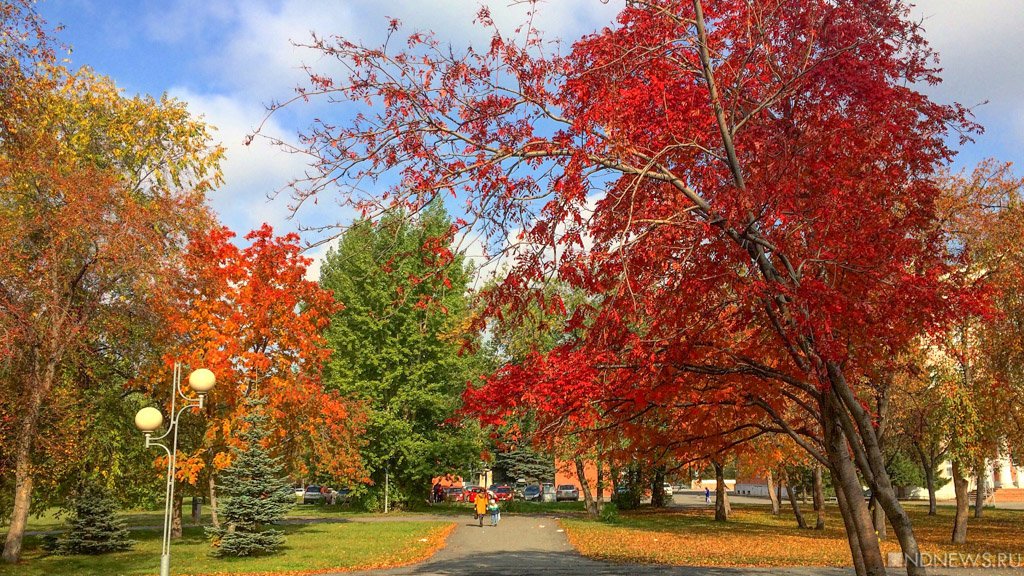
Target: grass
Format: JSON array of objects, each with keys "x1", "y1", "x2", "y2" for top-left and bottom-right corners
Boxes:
[
  {"x1": 561, "y1": 505, "x2": 1024, "y2": 567},
  {"x1": 0, "y1": 520, "x2": 454, "y2": 576},
  {"x1": 3, "y1": 504, "x2": 363, "y2": 534}
]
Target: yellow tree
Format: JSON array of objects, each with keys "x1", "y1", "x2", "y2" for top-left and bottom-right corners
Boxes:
[
  {"x1": 930, "y1": 160, "x2": 1024, "y2": 543},
  {"x1": 0, "y1": 11, "x2": 222, "y2": 560}
]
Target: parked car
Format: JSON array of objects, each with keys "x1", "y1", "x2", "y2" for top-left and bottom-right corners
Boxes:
[
  {"x1": 445, "y1": 486, "x2": 465, "y2": 503},
  {"x1": 334, "y1": 487, "x2": 352, "y2": 503},
  {"x1": 556, "y1": 484, "x2": 580, "y2": 502},
  {"x1": 662, "y1": 482, "x2": 674, "y2": 497},
  {"x1": 465, "y1": 486, "x2": 494, "y2": 501},
  {"x1": 492, "y1": 485, "x2": 514, "y2": 502},
  {"x1": 522, "y1": 485, "x2": 542, "y2": 501},
  {"x1": 541, "y1": 483, "x2": 557, "y2": 503},
  {"x1": 303, "y1": 485, "x2": 323, "y2": 504},
  {"x1": 513, "y1": 479, "x2": 529, "y2": 498}
]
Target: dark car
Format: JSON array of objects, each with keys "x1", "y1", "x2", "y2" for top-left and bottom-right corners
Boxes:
[
  {"x1": 303, "y1": 485, "x2": 323, "y2": 504},
  {"x1": 492, "y1": 485, "x2": 514, "y2": 502},
  {"x1": 445, "y1": 486, "x2": 465, "y2": 503},
  {"x1": 523, "y1": 485, "x2": 542, "y2": 501},
  {"x1": 556, "y1": 484, "x2": 580, "y2": 502}
]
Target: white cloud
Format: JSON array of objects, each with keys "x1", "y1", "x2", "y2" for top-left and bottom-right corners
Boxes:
[
  {"x1": 197, "y1": 0, "x2": 623, "y2": 97},
  {"x1": 908, "y1": 1, "x2": 1024, "y2": 167},
  {"x1": 909, "y1": 0, "x2": 1024, "y2": 108},
  {"x1": 169, "y1": 88, "x2": 313, "y2": 236}
]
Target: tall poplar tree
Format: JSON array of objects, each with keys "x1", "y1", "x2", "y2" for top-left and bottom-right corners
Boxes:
[{"x1": 319, "y1": 203, "x2": 483, "y2": 506}]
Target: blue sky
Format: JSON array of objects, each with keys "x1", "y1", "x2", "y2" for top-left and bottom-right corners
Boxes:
[{"x1": 36, "y1": 0, "x2": 1024, "y2": 274}]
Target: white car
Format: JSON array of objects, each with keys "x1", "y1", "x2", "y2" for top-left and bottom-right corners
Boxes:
[{"x1": 663, "y1": 482, "x2": 674, "y2": 497}]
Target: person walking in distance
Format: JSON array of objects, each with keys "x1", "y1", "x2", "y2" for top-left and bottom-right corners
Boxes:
[
  {"x1": 474, "y1": 490, "x2": 488, "y2": 527},
  {"x1": 705, "y1": 486, "x2": 711, "y2": 504}
]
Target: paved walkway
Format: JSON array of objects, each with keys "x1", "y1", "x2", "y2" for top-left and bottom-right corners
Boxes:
[{"x1": 332, "y1": 513, "x2": 1020, "y2": 576}]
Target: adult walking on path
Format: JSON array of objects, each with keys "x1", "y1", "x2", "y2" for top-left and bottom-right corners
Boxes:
[{"x1": 473, "y1": 491, "x2": 487, "y2": 528}]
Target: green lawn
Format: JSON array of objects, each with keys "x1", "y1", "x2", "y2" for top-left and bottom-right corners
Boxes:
[
  {"x1": 5, "y1": 498, "x2": 583, "y2": 535},
  {"x1": 0, "y1": 521, "x2": 453, "y2": 576},
  {"x1": 3, "y1": 503, "x2": 364, "y2": 534}
]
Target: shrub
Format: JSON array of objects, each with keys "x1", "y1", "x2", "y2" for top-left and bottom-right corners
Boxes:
[{"x1": 598, "y1": 502, "x2": 619, "y2": 523}]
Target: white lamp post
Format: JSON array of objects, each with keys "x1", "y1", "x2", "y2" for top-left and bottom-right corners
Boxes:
[{"x1": 134, "y1": 363, "x2": 215, "y2": 576}]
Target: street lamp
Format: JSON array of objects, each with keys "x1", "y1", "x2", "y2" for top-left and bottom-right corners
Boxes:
[{"x1": 134, "y1": 363, "x2": 215, "y2": 576}]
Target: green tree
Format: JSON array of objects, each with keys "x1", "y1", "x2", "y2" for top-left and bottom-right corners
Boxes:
[
  {"x1": 320, "y1": 203, "x2": 482, "y2": 506},
  {"x1": 494, "y1": 446, "x2": 554, "y2": 483},
  {"x1": 207, "y1": 396, "x2": 294, "y2": 557},
  {"x1": 52, "y1": 482, "x2": 134, "y2": 555}
]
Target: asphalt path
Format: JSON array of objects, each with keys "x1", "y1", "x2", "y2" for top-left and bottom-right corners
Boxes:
[
  {"x1": 333, "y1": 513, "x2": 862, "y2": 576},
  {"x1": 332, "y1": 509, "x2": 1020, "y2": 576}
]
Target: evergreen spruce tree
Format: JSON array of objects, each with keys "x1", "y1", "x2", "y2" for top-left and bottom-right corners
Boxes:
[
  {"x1": 54, "y1": 482, "x2": 135, "y2": 555},
  {"x1": 207, "y1": 396, "x2": 294, "y2": 557}
]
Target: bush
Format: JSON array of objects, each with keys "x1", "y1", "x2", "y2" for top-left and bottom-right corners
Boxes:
[
  {"x1": 598, "y1": 502, "x2": 619, "y2": 523},
  {"x1": 351, "y1": 489, "x2": 381, "y2": 513},
  {"x1": 612, "y1": 487, "x2": 642, "y2": 510}
]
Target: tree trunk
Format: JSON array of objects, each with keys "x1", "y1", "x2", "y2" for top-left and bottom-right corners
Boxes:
[
  {"x1": 171, "y1": 490, "x2": 184, "y2": 538},
  {"x1": 925, "y1": 460, "x2": 936, "y2": 516},
  {"x1": 2, "y1": 453, "x2": 34, "y2": 563},
  {"x1": 952, "y1": 459, "x2": 969, "y2": 544},
  {"x1": 651, "y1": 468, "x2": 666, "y2": 508},
  {"x1": 595, "y1": 455, "x2": 604, "y2": 513},
  {"x1": 209, "y1": 475, "x2": 220, "y2": 529},
  {"x1": 827, "y1": 366, "x2": 924, "y2": 576},
  {"x1": 610, "y1": 463, "x2": 619, "y2": 498},
  {"x1": 822, "y1": 393, "x2": 886, "y2": 576},
  {"x1": 783, "y1": 470, "x2": 807, "y2": 529},
  {"x1": 766, "y1": 468, "x2": 781, "y2": 515},
  {"x1": 812, "y1": 465, "x2": 826, "y2": 530},
  {"x1": 834, "y1": 476, "x2": 867, "y2": 576},
  {"x1": 713, "y1": 460, "x2": 729, "y2": 522},
  {"x1": 974, "y1": 458, "x2": 986, "y2": 518},
  {"x1": 575, "y1": 458, "x2": 597, "y2": 517},
  {"x1": 629, "y1": 462, "x2": 643, "y2": 509},
  {"x1": 2, "y1": 363, "x2": 55, "y2": 564},
  {"x1": 191, "y1": 495, "x2": 202, "y2": 524}
]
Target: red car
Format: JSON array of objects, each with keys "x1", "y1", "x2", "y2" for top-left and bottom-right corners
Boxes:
[
  {"x1": 492, "y1": 485, "x2": 514, "y2": 502},
  {"x1": 464, "y1": 486, "x2": 495, "y2": 502}
]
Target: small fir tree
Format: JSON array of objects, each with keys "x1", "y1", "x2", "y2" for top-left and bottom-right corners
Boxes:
[
  {"x1": 54, "y1": 482, "x2": 135, "y2": 555},
  {"x1": 207, "y1": 396, "x2": 294, "y2": 557}
]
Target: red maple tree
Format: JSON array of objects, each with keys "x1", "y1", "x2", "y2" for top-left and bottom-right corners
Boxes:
[{"x1": 264, "y1": 2, "x2": 984, "y2": 574}]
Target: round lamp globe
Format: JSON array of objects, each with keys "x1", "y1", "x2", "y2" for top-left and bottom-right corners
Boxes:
[
  {"x1": 188, "y1": 368, "x2": 216, "y2": 393},
  {"x1": 134, "y1": 406, "x2": 164, "y2": 433}
]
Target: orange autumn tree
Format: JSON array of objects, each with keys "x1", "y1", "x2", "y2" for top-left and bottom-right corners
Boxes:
[
  {"x1": 143, "y1": 224, "x2": 367, "y2": 528},
  {"x1": 1, "y1": 2, "x2": 222, "y2": 561}
]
